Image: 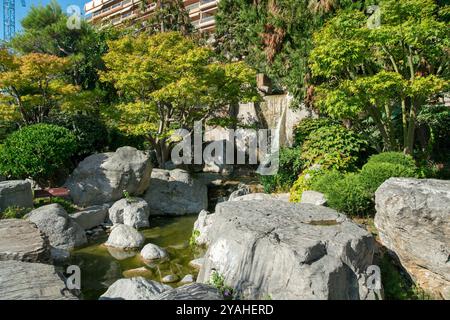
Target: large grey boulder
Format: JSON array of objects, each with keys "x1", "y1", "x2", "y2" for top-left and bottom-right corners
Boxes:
[
  {"x1": 155, "y1": 283, "x2": 223, "y2": 300},
  {"x1": 0, "y1": 260, "x2": 78, "y2": 300},
  {"x1": 105, "y1": 224, "x2": 145, "y2": 249},
  {"x1": 197, "y1": 200, "x2": 377, "y2": 300},
  {"x1": 70, "y1": 205, "x2": 109, "y2": 230},
  {"x1": 99, "y1": 277, "x2": 171, "y2": 300},
  {"x1": 27, "y1": 204, "x2": 87, "y2": 251},
  {"x1": 192, "y1": 210, "x2": 215, "y2": 246},
  {"x1": 0, "y1": 219, "x2": 51, "y2": 263},
  {"x1": 109, "y1": 198, "x2": 150, "y2": 229},
  {"x1": 65, "y1": 147, "x2": 152, "y2": 207},
  {"x1": 144, "y1": 169, "x2": 208, "y2": 215},
  {"x1": 375, "y1": 178, "x2": 450, "y2": 299},
  {"x1": 0, "y1": 180, "x2": 33, "y2": 212}
]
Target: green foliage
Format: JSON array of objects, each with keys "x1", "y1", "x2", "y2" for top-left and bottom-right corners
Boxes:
[
  {"x1": 0, "y1": 124, "x2": 77, "y2": 187},
  {"x1": 107, "y1": 127, "x2": 148, "y2": 151},
  {"x1": 259, "y1": 146, "x2": 303, "y2": 193},
  {"x1": 46, "y1": 114, "x2": 109, "y2": 159},
  {"x1": 380, "y1": 254, "x2": 433, "y2": 300},
  {"x1": 360, "y1": 152, "x2": 418, "y2": 193},
  {"x1": 0, "y1": 206, "x2": 32, "y2": 219},
  {"x1": 312, "y1": 172, "x2": 374, "y2": 216},
  {"x1": 310, "y1": 0, "x2": 450, "y2": 153},
  {"x1": 34, "y1": 197, "x2": 77, "y2": 214},
  {"x1": 209, "y1": 270, "x2": 234, "y2": 300},
  {"x1": 300, "y1": 125, "x2": 370, "y2": 172},
  {"x1": 289, "y1": 167, "x2": 325, "y2": 202},
  {"x1": 145, "y1": 0, "x2": 194, "y2": 35},
  {"x1": 189, "y1": 229, "x2": 200, "y2": 247},
  {"x1": 293, "y1": 117, "x2": 338, "y2": 147}
]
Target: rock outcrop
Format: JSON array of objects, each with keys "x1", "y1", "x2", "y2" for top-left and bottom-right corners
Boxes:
[
  {"x1": 99, "y1": 277, "x2": 171, "y2": 300},
  {"x1": 65, "y1": 147, "x2": 152, "y2": 207},
  {"x1": 0, "y1": 260, "x2": 77, "y2": 300},
  {"x1": 155, "y1": 283, "x2": 223, "y2": 300},
  {"x1": 197, "y1": 200, "x2": 377, "y2": 300},
  {"x1": 27, "y1": 204, "x2": 87, "y2": 251},
  {"x1": 105, "y1": 224, "x2": 145, "y2": 249},
  {"x1": 192, "y1": 210, "x2": 215, "y2": 246},
  {"x1": 109, "y1": 198, "x2": 150, "y2": 229},
  {"x1": 0, "y1": 180, "x2": 33, "y2": 212},
  {"x1": 144, "y1": 169, "x2": 208, "y2": 215},
  {"x1": 375, "y1": 178, "x2": 450, "y2": 299},
  {"x1": 70, "y1": 205, "x2": 109, "y2": 230},
  {"x1": 0, "y1": 219, "x2": 51, "y2": 263}
]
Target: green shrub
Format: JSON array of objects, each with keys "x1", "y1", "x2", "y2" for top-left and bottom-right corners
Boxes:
[
  {"x1": 209, "y1": 271, "x2": 234, "y2": 300},
  {"x1": 293, "y1": 118, "x2": 338, "y2": 147},
  {"x1": 34, "y1": 197, "x2": 78, "y2": 214},
  {"x1": 0, "y1": 206, "x2": 32, "y2": 219},
  {"x1": 300, "y1": 125, "x2": 370, "y2": 172},
  {"x1": 360, "y1": 152, "x2": 418, "y2": 193},
  {"x1": 0, "y1": 124, "x2": 77, "y2": 187},
  {"x1": 47, "y1": 114, "x2": 109, "y2": 160},
  {"x1": 312, "y1": 172, "x2": 373, "y2": 216},
  {"x1": 260, "y1": 146, "x2": 303, "y2": 193},
  {"x1": 108, "y1": 127, "x2": 148, "y2": 151},
  {"x1": 289, "y1": 167, "x2": 325, "y2": 202}
]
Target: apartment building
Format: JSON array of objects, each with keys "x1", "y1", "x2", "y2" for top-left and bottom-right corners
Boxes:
[{"x1": 84, "y1": 0, "x2": 219, "y2": 32}]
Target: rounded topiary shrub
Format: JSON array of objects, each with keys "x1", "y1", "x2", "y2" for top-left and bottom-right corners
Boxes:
[
  {"x1": 260, "y1": 146, "x2": 303, "y2": 193},
  {"x1": 311, "y1": 172, "x2": 373, "y2": 216},
  {"x1": 47, "y1": 114, "x2": 109, "y2": 159},
  {"x1": 300, "y1": 125, "x2": 370, "y2": 172},
  {"x1": 360, "y1": 152, "x2": 418, "y2": 193},
  {"x1": 0, "y1": 124, "x2": 77, "y2": 187}
]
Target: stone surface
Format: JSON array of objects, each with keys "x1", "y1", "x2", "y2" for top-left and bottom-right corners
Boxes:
[
  {"x1": 140, "y1": 243, "x2": 168, "y2": 261},
  {"x1": 230, "y1": 193, "x2": 278, "y2": 202},
  {"x1": 375, "y1": 178, "x2": 450, "y2": 299},
  {"x1": 105, "y1": 224, "x2": 145, "y2": 249},
  {"x1": 180, "y1": 274, "x2": 195, "y2": 284},
  {"x1": 0, "y1": 260, "x2": 78, "y2": 300},
  {"x1": 99, "y1": 277, "x2": 171, "y2": 300},
  {"x1": 301, "y1": 191, "x2": 327, "y2": 206},
  {"x1": 197, "y1": 201, "x2": 377, "y2": 300},
  {"x1": 155, "y1": 283, "x2": 223, "y2": 300},
  {"x1": 189, "y1": 258, "x2": 204, "y2": 270},
  {"x1": 107, "y1": 247, "x2": 137, "y2": 260},
  {"x1": 144, "y1": 169, "x2": 208, "y2": 215},
  {"x1": 27, "y1": 204, "x2": 87, "y2": 251},
  {"x1": 228, "y1": 184, "x2": 250, "y2": 201},
  {"x1": 0, "y1": 180, "x2": 33, "y2": 212},
  {"x1": 161, "y1": 274, "x2": 179, "y2": 283},
  {"x1": 193, "y1": 210, "x2": 215, "y2": 246},
  {"x1": 70, "y1": 205, "x2": 108, "y2": 230},
  {"x1": 65, "y1": 147, "x2": 152, "y2": 207},
  {"x1": 109, "y1": 198, "x2": 150, "y2": 229},
  {"x1": 0, "y1": 219, "x2": 51, "y2": 263}
]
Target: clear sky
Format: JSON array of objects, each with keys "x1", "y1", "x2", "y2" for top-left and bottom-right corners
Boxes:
[{"x1": 1, "y1": 0, "x2": 87, "y2": 38}]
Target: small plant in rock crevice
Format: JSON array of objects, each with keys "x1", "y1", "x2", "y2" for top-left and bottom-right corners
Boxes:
[
  {"x1": 189, "y1": 229, "x2": 200, "y2": 247},
  {"x1": 209, "y1": 270, "x2": 235, "y2": 300}
]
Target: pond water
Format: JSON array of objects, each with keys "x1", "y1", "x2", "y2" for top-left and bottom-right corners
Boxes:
[{"x1": 69, "y1": 216, "x2": 204, "y2": 300}]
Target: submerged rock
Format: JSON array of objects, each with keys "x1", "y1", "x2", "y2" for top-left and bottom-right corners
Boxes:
[
  {"x1": 0, "y1": 219, "x2": 51, "y2": 263},
  {"x1": 180, "y1": 274, "x2": 195, "y2": 284},
  {"x1": 65, "y1": 147, "x2": 152, "y2": 207},
  {"x1": 99, "y1": 277, "x2": 171, "y2": 300},
  {"x1": 27, "y1": 204, "x2": 87, "y2": 251},
  {"x1": 109, "y1": 198, "x2": 150, "y2": 229},
  {"x1": 197, "y1": 200, "x2": 377, "y2": 300},
  {"x1": 189, "y1": 258, "x2": 204, "y2": 270},
  {"x1": 105, "y1": 224, "x2": 145, "y2": 250},
  {"x1": 375, "y1": 178, "x2": 450, "y2": 299},
  {"x1": 144, "y1": 169, "x2": 208, "y2": 215},
  {"x1": 0, "y1": 260, "x2": 77, "y2": 300},
  {"x1": 140, "y1": 243, "x2": 168, "y2": 261}
]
